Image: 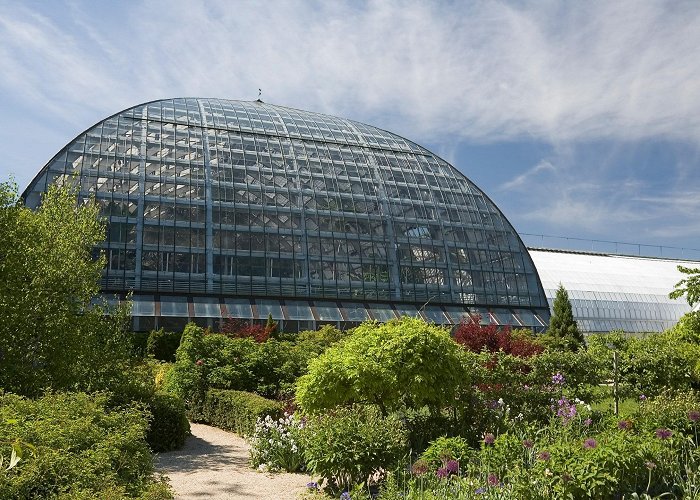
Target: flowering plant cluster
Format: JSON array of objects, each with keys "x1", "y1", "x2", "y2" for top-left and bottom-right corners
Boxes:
[{"x1": 249, "y1": 412, "x2": 304, "y2": 472}]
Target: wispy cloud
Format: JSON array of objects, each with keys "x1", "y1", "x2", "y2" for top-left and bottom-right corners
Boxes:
[
  {"x1": 1, "y1": 0, "x2": 699, "y2": 143},
  {"x1": 500, "y1": 160, "x2": 556, "y2": 191},
  {"x1": 1, "y1": 0, "x2": 700, "y2": 249}
]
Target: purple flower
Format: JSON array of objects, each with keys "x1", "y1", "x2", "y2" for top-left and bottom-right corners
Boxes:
[
  {"x1": 689, "y1": 410, "x2": 700, "y2": 422},
  {"x1": 411, "y1": 459, "x2": 428, "y2": 476},
  {"x1": 618, "y1": 419, "x2": 632, "y2": 430},
  {"x1": 522, "y1": 439, "x2": 534, "y2": 449},
  {"x1": 445, "y1": 459, "x2": 459, "y2": 475},
  {"x1": 583, "y1": 438, "x2": 597, "y2": 449},
  {"x1": 483, "y1": 433, "x2": 495, "y2": 446},
  {"x1": 475, "y1": 486, "x2": 486, "y2": 494},
  {"x1": 584, "y1": 418, "x2": 592, "y2": 427},
  {"x1": 639, "y1": 394, "x2": 647, "y2": 401},
  {"x1": 552, "y1": 372, "x2": 565, "y2": 385},
  {"x1": 306, "y1": 482, "x2": 318, "y2": 490},
  {"x1": 561, "y1": 472, "x2": 572, "y2": 483},
  {"x1": 487, "y1": 473, "x2": 499, "y2": 486},
  {"x1": 555, "y1": 397, "x2": 577, "y2": 423},
  {"x1": 436, "y1": 467, "x2": 449, "y2": 480},
  {"x1": 655, "y1": 428, "x2": 672, "y2": 440},
  {"x1": 537, "y1": 451, "x2": 551, "y2": 461},
  {"x1": 340, "y1": 492, "x2": 351, "y2": 500}
]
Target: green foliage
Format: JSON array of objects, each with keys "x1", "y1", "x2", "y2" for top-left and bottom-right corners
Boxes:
[
  {"x1": 0, "y1": 182, "x2": 136, "y2": 396},
  {"x1": 634, "y1": 390, "x2": 700, "y2": 435},
  {"x1": 166, "y1": 323, "x2": 342, "y2": 405},
  {"x1": 130, "y1": 331, "x2": 151, "y2": 358},
  {"x1": 202, "y1": 389, "x2": 283, "y2": 436},
  {"x1": 670, "y1": 265, "x2": 700, "y2": 306},
  {"x1": 588, "y1": 330, "x2": 700, "y2": 398},
  {"x1": 296, "y1": 317, "x2": 467, "y2": 414},
  {"x1": 544, "y1": 284, "x2": 585, "y2": 351},
  {"x1": 166, "y1": 323, "x2": 207, "y2": 419},
  {"x1": 249, "y1": 413, "x2": 304, "y2": 472},
  {"x1": 0, "y1": 391, "x2": 172, "y2": 499},
  {"x1": 670, "y1": 311, "x2": 700, "y2": 343},
  {"x1": 145, "y1": 392, "x2": 190, "y2": 452},
  {"x1": 146, "y1": 329, "x2": 183, "y2": 362},
  {"x1": 381, "y1": 418, "x2": 687, "y2": 499},
  {"x1": 419, "y1": 436, "x2": 472, "y2": 468},
  {"x1": 301, "y1": 405, "x2": 408, "y2": 492}
]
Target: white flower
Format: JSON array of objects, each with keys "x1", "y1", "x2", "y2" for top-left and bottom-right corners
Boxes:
[{"x1": 258, "y1": 463, "x2": 268, "y2": 472}]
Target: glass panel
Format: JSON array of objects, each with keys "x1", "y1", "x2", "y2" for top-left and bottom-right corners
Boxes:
[
  {"x1": 224, "y1": 298, "x2": 253, "y2": 319},
  {"x1": 193, "y1": 297, "x2": 221, "y2": 317},
  {"x1": 369, "y1": 304, "x2": 396, "y2": 322},
  {"x1": 160, "y1": 296, "x2": 189, "y2": 317},
  {"x1": 314, "y1": 301, "x2": 342, "y2": 321},
  {"x1": 132, "y1": 295, "x2": 155, "y2": 316},
  {"x1": 422, "y1": 306, "x2": 447, "y2": 324},
  {"x1": 342, "y1": 302, "x2": 369, "y2": 321},
  {"x1": 256, "y1": 299, "x2": 284, "y2": 320},
  {"x1": 394, "y1": 304, "x2": 419, "y2": 318},
  {"x1": 285, "y1": 300, "x2": 314, "y2": 320},
  {"x1": 444, "y1": 306, "x2": 470, "y2": 324},
  {"x1": 492, "y1": 308, "x2": 516, "y2": 325}
]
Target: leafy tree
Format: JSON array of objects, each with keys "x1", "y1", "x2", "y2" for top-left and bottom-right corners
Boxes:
[
  {"x1": 0, "y1": 181, "x2": 131, "y2": 396},
  {"x1": 670, "y1": 265, "x2": 700, "y2": 307},
  {"x1": 295, "y1": 317, "x2": 468, "y2": 415},
  {"x1": 544, "y1": 284, "x2": 585, "y2": 351}
]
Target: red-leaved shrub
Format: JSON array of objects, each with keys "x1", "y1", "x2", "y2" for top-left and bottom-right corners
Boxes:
[{"x1": 453, "y1": 315, "x2": 543, "y2": 358}]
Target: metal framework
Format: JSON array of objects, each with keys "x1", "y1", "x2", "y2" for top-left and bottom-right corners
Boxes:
[{"x1": 23, "y1": 98, "x2": 550, "y2": 331}]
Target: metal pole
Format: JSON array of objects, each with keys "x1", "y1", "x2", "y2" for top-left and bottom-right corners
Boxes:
[{"x1": 613, "y1": 349, "x2": 619, "y2": 416}]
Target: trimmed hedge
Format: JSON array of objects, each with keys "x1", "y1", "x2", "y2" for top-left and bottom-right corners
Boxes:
[
  {"x1": 202, "y1": 389, "x2": 283, "y2": 436},
  {"x1": 146, "y1": 392, "x2": 190, "y2": 452},
  {"x1": 0, "y1": 391, "x2": 172, "y2": 499}
]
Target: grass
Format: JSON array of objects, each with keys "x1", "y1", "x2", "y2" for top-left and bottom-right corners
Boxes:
[{"x1": 590, "y1": 384, "x2": 639, "y2": 416}]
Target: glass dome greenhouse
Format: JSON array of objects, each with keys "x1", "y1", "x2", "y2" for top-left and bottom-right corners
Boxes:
[{"x1": 22, "y1": 98, "x2": 550, "y2": 332}]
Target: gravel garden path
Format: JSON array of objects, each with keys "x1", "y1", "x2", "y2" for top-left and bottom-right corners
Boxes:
[{"x1": 156, "y1": 423, "x2": 313, "y2": 499}]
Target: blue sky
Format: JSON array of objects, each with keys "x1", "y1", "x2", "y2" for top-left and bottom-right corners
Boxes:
[{"x1": 1, "y1": 0, "x2": 699, "y2": 257}]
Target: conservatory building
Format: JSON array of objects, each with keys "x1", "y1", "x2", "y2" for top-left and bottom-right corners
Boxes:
[{"x1": 22, "y1": 98, "x2": 550, "y2": 332}]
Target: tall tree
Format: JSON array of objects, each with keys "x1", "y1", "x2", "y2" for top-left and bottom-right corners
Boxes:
[
  {"x1": 545, "y1": 284, "x2": 585, "y2": 351},
  {"x1": 0, "y1": 181, "x2": 131, "y2": 395}
]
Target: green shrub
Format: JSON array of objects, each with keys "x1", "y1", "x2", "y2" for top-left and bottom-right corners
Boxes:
[
  {"x1": 146, "y1": 392, "x2": 190, "y2": 452},
  {"x1": 634, "y1": 390, "x2": 700, "y2": 436},
  {"x1": 0, "y1": 391, "x2": 171, "y2": 498},
  {"x1": 147, "y1": 329, "x2": 183, "y2": 362},
  {"x1": 202, "y1": 389, "x2": 283, "y2": 436},
  {"x1": 302, "y1": 405, "x2": 408, "y2": 492},
  {"x1": 130, "y1": 331, "x2": 151, "y2": 358},
  {"x1": 166, "y1": 323, "x2": 207, "y2": 419},
  {"x1": 419, "y1": 436, "x2": 472, "y2": 468},
  {"x1": 296, "y1": 317, "x2": 468, "y2": 415}
]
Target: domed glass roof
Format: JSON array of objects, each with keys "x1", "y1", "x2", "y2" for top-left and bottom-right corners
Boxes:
[{"x1": 23, "y1": 98, "x2": 549, "y2": 329}]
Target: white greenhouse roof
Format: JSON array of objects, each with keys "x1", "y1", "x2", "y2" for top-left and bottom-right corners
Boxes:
[{"x1": 528, "y1": 248, "x2": 697, "y2": 333}]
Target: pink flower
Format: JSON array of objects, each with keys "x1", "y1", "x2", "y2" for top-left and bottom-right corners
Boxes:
[
  {"x1": 195, "y1": 359, "x2": 204, "y2": 366},
  {"x1": 483, "y1": 433, "x2": 495, "y2": 446},
  {"x1": 487, "y1": 473, "x2": 499, "y2": 486}
]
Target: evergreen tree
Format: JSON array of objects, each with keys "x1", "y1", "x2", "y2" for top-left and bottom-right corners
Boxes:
[{"x1": 545, "y1": 284, "x2": 585, "y2": 351}]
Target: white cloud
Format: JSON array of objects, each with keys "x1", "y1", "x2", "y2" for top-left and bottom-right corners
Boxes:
[{"x1": 1, "y1": 0, "x2": 699, "y2": 144}]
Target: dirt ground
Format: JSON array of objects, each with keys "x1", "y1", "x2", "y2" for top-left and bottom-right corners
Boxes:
[{"x1": 155, "y1": 423, "x2": 313, "y2": 499}]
